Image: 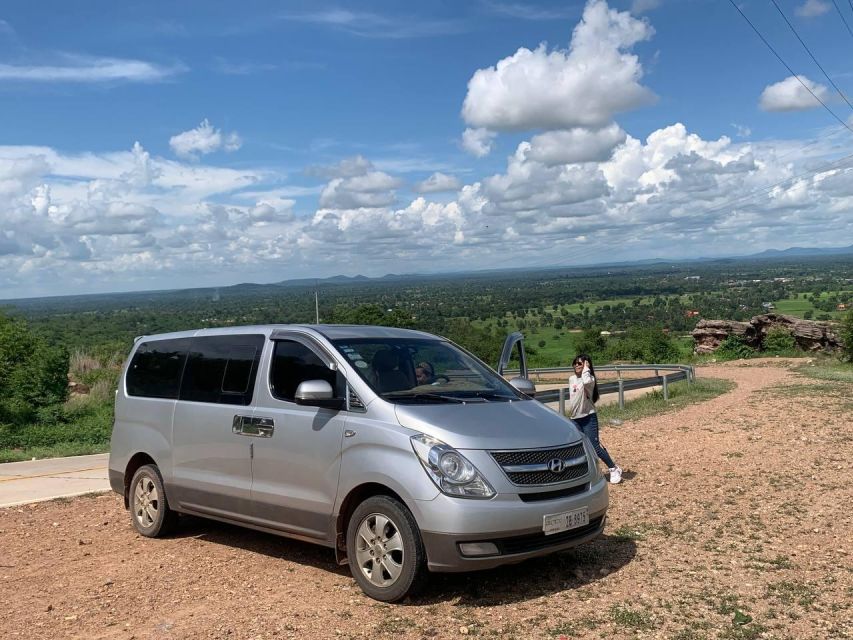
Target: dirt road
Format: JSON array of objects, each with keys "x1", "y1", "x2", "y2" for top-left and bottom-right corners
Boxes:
[{"x1": 1, "y1": 359, "x2": 850, "y2": 639}]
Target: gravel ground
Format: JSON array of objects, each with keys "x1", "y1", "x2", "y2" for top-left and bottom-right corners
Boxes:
[{"x1": 1, "y1": 359, "x2": 850, "y2": 640}]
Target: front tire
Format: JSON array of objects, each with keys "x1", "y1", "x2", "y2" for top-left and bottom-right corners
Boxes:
[
  {"x1": 346, "y1": 495, "x2": 427, "y2": 602},
  {"x1": 129, "y1": 464, "x2": 178, "y2": 537}
]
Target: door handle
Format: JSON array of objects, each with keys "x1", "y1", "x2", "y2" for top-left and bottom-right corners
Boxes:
[
  {"x1": 233, "y1": 415, "x2": 275, "y2": 437},
  {"x1": 255, "y1": 417, "x2": 275, "y2": 438},
  {"x1": 232, "y1": 415, "x2": 251, "y2": 434}
]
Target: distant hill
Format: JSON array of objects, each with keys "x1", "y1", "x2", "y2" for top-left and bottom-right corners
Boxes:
[
  {"x1": 2, "y1": 244, "x2": 851, "y2": 306},
  {"x1": 746, "y1": 245, "x2": 853, "y2": 259}
]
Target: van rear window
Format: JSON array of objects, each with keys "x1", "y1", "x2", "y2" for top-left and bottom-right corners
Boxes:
[
  {"x1": 180, "y1": 335, "x2": 264, "y2": 405},
  {"x1": 126, "y1": 338, "x2": 191, "y2": 399}
]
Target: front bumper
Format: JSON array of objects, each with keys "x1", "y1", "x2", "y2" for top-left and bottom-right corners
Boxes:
[
  {"x1": 415, "y1": 472, "x2": 609, "y2": 572},
  {"x1": 422, "y1": 510, "x2": 606, "y2": 572}
]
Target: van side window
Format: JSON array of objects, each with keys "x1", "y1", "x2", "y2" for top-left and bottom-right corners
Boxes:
[
  {"x1": 270, "y1": 340, "x2": 344, "y2": 402},
  {"x1": 126, "y1": 338, "x2": 191, "y2": 399},
  {"x1": 180, "y1": 335, "x2": 264, "y2": 406}
]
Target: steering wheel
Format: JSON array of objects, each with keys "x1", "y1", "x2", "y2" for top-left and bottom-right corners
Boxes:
[{"x1": 432, "y1": 375, "x2": 451, "y2": 385}]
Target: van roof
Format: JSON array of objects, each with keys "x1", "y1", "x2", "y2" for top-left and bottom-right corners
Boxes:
[{"x1": 135, "y1": 324, "x2": 440, "y2": 343}]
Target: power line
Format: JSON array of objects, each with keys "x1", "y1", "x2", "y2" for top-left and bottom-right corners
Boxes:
[
  {"x1": 831, "y1": 0, "x2": 853, "y2": 41},
  {"x1": 685, "y1": 150, "x2": 853, "y2": 218},
  {"x1": 528, "y1": 146, "x2": 853, "y2": 271},
  {"x1": 770, "y1": 0, "x2": 853, "y2": 113},
  {"x1": 727, "y1": 0, "x2": 853, "y2": 135}
]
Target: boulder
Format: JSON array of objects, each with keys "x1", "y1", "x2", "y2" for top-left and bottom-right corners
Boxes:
[
  {"x1": 750, "y1": 313, "x2": 841, "y2": 352},
  {"x1": 691, "y1": 320, "x2": 758, "y2": 354},
  {"x1": 692, "y1": 313, "x2": 842, "y2": 354}
]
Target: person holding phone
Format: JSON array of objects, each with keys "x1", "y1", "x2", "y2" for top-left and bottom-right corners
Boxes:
[{"x1": 568, "y1": 353, "x2": 622, "y2": 484}]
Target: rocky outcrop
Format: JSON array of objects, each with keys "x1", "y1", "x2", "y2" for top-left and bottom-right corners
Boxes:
[
  {"x1": 692, "y1": 313, "x2": 841, "y2": 354},
  {"x1": 691, "y1": 320, "x2": 758, "y2": 354}
]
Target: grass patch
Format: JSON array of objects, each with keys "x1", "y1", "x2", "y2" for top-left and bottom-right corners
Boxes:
[
  {"x1": 611, "y1": 522, "x2": 672, "y2": 541},
  {"x1": 793, "y1": 360, "x2": 853, "y2": 384},
  {"x1": 766, "y1": 581, "x2": 817, "y2": 608},
  {"x1": 548, "y1": 620, "x2": 578, "y2": 637},
  {"x1": 608, "y1": 604, "x2": 657, "y2": 630},
  {"x1": 375, "y1": 616, "x2": 417, "y2": 633},
  {"x1": 0, "y1": 397, "x2": 113, "y2": 462},
  {"x1": 718, "y1": 622, "x2": 768, "y2": 640},
  {"x1": 595, "y1": 378, "x2": 734, "y2": 423}
]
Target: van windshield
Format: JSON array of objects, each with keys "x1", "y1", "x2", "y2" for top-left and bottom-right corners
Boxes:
[{"x1": 331, "y1": 338, "x2": 526, "y2": 404}]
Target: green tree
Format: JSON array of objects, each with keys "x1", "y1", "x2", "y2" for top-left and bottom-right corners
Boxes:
[
  {"x1": 0, "y1": 313, "x2": 69, "y2": 423},
  {"x1": 440, "y1": 319, "x2": 502, "y2": 365},
  {"x1": 326, "y1": 304, "x2": 414, "y2": 328},
  {"x1": 573, "y1": 327, "x2": 607, "y2": 362}
]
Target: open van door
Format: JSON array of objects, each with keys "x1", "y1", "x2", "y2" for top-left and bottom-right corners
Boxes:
[{"x1": 497, "y1": 332, "x2": 536, "y2": 398}]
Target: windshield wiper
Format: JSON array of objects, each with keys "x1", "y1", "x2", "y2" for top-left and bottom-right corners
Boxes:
[
  {"x1": 387, "y1": 392, "x2": 467, "y2": 403},
  {"x1": 473, "y1": 391, "x2": 515, "y2": 401}
]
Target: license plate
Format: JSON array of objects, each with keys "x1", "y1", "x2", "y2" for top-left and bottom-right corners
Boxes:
[{"x1": 542, "y1": 507, "x2": 589, "y2": 535}]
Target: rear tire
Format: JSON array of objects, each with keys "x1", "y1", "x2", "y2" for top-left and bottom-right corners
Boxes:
[
  {"x1": 129, "y1": 464, "x2": 178, "y2": 537},
  {"x1": 346, "y1": 495, "x2": 428, "y2": 602}
]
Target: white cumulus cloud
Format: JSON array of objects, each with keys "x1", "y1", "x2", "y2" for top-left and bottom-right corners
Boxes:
[
  {"x1": 461, "y1": 0, "x2": 655, "y2": 131},
  {"x1": 759, "y1": 76, "x2": 828, "y2": 112},
  {"x1": 414, "y1": 172, "x2": 462, "y2": 193},
  {"x1": 524, "y1": 124, "x2": 627, "y2": 165},
  {"x1": 169, "y1": 119, "x2": 243, "y2": 159},
  {"x1": 796, "y1": 0, "x2": 831, "y2": 17},
  {"x1": 461, "y1": 128, "x2": 497, "y2": 157}
]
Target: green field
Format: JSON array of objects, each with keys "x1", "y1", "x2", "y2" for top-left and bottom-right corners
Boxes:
[{"x1": 772, "y1": 292, "x2": 851, "y2": 320}]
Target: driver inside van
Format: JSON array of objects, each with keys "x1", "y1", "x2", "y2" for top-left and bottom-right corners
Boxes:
[{"x1": 415, "y1": 361, "x2": 435, "y2": 385}]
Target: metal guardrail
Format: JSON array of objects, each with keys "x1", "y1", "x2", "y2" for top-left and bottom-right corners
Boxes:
[{"x1": 503, "y1": 363, "x2": 695, "y2": 413}]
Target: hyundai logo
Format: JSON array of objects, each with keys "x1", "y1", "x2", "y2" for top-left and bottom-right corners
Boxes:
[{"x1": 548, "y1": 458, "x2": 564, "y2": 473}]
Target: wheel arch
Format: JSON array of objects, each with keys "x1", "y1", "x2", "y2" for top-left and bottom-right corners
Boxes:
[
  {"x1": 334, "y1": 482, "x2": 409, "y2": 566},
  {"x1": 123, "y1": 452, "x2": 158, "y2": 508}
]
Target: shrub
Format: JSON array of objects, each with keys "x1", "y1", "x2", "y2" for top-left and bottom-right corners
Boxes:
[
  {"x1": 606, "y1": 326, "x2": 682, "y2": 363},
  {"x1": 715, "y1": 335, "x2": 755, "y2": 360},
  {"x1": 763, "y1": 327, "x2": 797, "y2": 354},
  {"x1": 841, "y1": 310, "x2": 853, "y2": 362},
  {"x1": 0, "y1": 401, "x2": 113, "y2": 450}
]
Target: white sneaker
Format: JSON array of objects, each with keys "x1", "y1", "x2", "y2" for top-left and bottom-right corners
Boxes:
[{"x1": 608, "y1": 466, "x2": 622, "y2": 484}]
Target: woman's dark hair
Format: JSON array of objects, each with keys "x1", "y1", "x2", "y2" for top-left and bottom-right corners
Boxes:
[{"x1": 573, "y1": 353, "x2": 600, "y2": 403}]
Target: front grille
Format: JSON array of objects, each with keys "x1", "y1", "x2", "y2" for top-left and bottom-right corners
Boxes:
[
  {"x1": 490, "y1": 443, "x2": 589, "y2": 486},
  {"x1": 518, "y1": 483, "x2": 588, "y2": 503},
  {"x1": 495, "y1": 516, "x2": 604, "y2": 555},
  {"x1": 491, "y1": 443, "x2": 585, "y2": 466}
]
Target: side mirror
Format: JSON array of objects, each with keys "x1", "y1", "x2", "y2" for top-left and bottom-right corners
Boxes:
[
  {"x1": 295, "y1": 380, "x2": 344, "y2": 410},
  {"x1": 509, "y1": 376, "x2": 536, "y2": 398}
]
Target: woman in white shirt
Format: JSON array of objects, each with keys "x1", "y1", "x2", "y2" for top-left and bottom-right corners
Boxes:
[{"x1": 568, "y1": 354, "x2": 622, "y2": 484}]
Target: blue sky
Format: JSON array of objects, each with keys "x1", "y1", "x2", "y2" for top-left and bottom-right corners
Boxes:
[{"x1": 1, "y1": 0, "x2": 852, "y2": 298}]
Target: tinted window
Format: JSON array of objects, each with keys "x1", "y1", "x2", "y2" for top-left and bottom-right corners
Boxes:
[
  {"x1": 180, "y1": 335, "x2": 265, "y2": 406},
  {"x1": 126, "y1": 338, "x2": 191, "y2": 399},
  {"x1": 332, "y1": 337, "x2": 524, "y2": 404},
  {"x1": 271, "y1": 340, "x2": 344, "y2": 402}
]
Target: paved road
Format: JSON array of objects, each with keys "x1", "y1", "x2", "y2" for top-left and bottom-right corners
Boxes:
[{"x1": 0, "y1": 453, "x2": 110, "y2": 508}]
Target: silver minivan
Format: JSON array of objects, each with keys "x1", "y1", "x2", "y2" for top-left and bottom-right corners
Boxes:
[{"x1": 109, "y1": 325, "x2": 608, "y2": 601}]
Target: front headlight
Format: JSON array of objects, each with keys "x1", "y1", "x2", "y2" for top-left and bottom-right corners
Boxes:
[{"x1": 411, "y1": 434, "x2": 495, "y2": 499}]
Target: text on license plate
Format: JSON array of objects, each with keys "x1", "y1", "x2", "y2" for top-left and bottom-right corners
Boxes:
[{"x1": 542, "y1": 506, "x2": 589, "y2": 535}]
